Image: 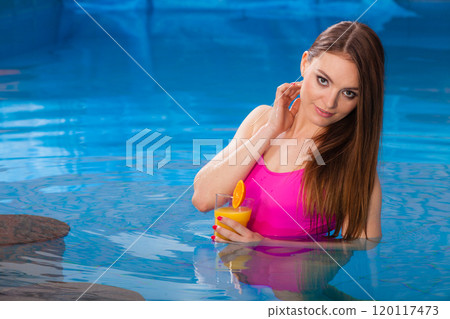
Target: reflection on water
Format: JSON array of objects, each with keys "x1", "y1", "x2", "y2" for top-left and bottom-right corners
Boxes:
[
  {"x1": 194, "y1": 239, "x2": 383, "y2": 301},
  {"x1": 0, "y1": 238, "x2": 65, "y2": 288},
  {"x1": 231, "y1": 247, "x2": 356, "y2": 300},
  {"x1": 0, "y1": 237, "x2": 145, "y2": 300}
]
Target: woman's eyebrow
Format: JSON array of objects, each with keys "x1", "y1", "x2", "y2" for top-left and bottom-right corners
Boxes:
[{"x1": 317, "y1": 69, "x2": 359, "y2": 91}]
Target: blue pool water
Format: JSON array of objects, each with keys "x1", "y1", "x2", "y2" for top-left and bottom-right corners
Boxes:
[{"x1": 0, "y1": 1, "x2": 449, "y2": 300}]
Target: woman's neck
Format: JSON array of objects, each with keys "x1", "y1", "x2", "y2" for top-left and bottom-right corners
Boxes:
[{"x1": 284, "y1": 105, "x2": 323, "y2": 140}]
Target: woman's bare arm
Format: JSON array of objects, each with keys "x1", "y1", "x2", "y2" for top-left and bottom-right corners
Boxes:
[
  {"x1": 363, "y1": 172, "x2": 382, "y2": 238},
  {"x1": 192, "y1": 105, "x2": 274, "y2": 212},
  {"x1": 192, "y1": 82, "x2": 302, "y2": 212},
  {"x1": 341, "y1": 171, "x2": 382, "y2": 239}
]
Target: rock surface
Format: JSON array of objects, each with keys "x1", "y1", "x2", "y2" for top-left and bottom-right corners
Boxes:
[
  {"x1": 0, "y1": 282, "x2": 145, "y2": 301},
  {"x1": 0, "y1": 214, "x2": 70, "y2": 245}
]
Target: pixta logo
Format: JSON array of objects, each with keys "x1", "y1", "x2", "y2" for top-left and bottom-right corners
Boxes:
[{"x1": 126, "y1": 129, "x2": 172, "y2": 175}]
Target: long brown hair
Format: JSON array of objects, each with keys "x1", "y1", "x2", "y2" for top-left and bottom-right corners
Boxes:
[{"x1": 299, "y1": 21, "x2": 385, "y2": 240}]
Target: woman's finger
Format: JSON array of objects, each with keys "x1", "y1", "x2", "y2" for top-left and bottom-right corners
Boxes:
[
  {"x1": 277, "y1": 83, "x2": 296, "y2": 97},
  {"x1": 212, "y1": 234, "x2": 231, "y2": 243},
  {"x1": 278, "y1": 81, "x2": 302, "y2": 93},
  {"x1": 290, "y1": 98, "x2": 301, "y2": 116},
  {"x1": 289, "y1": 83, "x2": 301, "y2": 94},
  {"x1": 287, "y1": 89, "x2": 300, "y2": 101},
  {"x1": 287, "y1": 82, "x2": 302, "y2": 96},
  {"x1": 275, "y1": 83, "x2": 300, "y2": 105},
  {"x1": 218, "y1": 216, "x2": 253, "y2": 237},
  {"x1": 292, "y1": 81, "x2": 303, "y2": 88},
  {"x1": 215, "y1": 224, "x2": 245, "y2": 242}
]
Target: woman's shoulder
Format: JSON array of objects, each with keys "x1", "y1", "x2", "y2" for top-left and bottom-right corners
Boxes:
[
  {"x1": 231, "y1": 104, "x2": 273, "y2": 143},
  {"x1": 247, "y1": 104, "x2": 272, "y2": 136}
]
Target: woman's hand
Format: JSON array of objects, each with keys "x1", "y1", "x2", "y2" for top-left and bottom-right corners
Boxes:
[
  {"x1": 266, "y1": 82, "x2": 302, "y2": 136},
  {"x1": 212, "y1": 216, "x2": 264, "y2": 244}
]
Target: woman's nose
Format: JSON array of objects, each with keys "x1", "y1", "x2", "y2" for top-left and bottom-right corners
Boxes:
[{"x1": 324, "y1": 91, "x2": 339, "y2": 109}]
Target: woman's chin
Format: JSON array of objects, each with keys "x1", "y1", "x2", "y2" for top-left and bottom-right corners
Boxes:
[{"x1": 310, "y1": 115, "x2": 332, "y2": 128}]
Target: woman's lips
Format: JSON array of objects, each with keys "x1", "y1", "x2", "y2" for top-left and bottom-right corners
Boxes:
[{"x1": 315, "y1": 105, "x2": 334, "y2": 118}]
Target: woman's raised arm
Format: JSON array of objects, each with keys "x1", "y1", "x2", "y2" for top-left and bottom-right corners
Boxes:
[
  {"x1": 191, "y1": 105, "x2": 274, "y2": 212},
  {"x1": 192, "y1": 82, "x2": 302, "y2": 212}
]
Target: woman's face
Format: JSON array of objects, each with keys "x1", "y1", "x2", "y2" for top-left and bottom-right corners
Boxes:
[{"x1": 300, "y1": 52, "x2": 359, "y2": 127}]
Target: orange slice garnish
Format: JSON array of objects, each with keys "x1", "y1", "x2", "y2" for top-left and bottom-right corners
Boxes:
[{"x1": 232, "y1": 180, "x2": 246, "y2": 209}]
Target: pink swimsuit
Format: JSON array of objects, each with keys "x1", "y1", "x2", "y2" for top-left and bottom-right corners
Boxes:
[{"x1": 243, "y1": 154, "x2": 335, "y2": 239}]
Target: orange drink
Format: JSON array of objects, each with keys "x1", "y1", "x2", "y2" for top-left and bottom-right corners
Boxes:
[{"x1": 214, "y1": 194, "x2": 254, "y2": 240}]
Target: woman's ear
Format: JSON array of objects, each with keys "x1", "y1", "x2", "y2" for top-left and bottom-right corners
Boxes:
[{"x1": 300, "y1": 51, "x2": 310, "y2": 77}]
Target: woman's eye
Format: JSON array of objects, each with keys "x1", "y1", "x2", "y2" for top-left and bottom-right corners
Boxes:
[
  {"x1": 317, "y1": 76, "x2": 328, "y2": 86},
  {"x1": 343, "y1": 90, "x2": 356, "y2": 98}
]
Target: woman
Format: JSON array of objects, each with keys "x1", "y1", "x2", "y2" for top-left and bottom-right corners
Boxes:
[{"x1": 192, "y1": 21, "x2": 384, "y2": 246}]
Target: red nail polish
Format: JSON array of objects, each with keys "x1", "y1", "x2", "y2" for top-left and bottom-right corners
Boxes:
[
  {"x1": 217, "y1": 216, "x2": 222, "y2": 221},
  {"x1": 212, "y1": 225, "x2": 217, "y2": 230},
  {"x1": 211, "y1": 235, "x2": 216, "y2": 240}
]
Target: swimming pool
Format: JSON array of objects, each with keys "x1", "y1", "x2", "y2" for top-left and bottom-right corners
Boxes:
[{"x1": 0, "y1": 0, "x2": 449, "y2": 300}]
